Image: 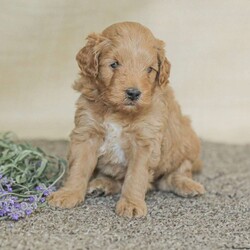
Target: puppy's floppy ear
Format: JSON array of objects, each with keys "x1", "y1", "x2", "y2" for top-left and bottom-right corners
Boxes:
[
  {"x1": 76, "y1": 33, "x2": 109, "y2": 78},
  {"x1": 156, "y1": 39, "x2": 171, "y2": 85}
]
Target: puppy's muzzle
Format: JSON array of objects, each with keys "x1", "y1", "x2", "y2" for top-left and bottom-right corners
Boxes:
[{"x1": 125, "y1": 88, "x2": 141, "y2": 101}]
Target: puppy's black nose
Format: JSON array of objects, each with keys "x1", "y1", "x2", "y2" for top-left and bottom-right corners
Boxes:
[{"x1": 126, "y1": 88, "x2": 141, "y2": 101}]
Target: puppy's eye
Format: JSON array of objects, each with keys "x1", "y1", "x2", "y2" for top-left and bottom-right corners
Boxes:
[
  {"x1": 147, "y1": 67, "x2": 153, "y2": 73},
  {"x1": 110, "y1": 61, "x2": 119, "y2": 69}
]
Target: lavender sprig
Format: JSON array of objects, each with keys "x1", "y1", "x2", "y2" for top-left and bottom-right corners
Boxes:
[{"x1": 0, "y1": 132, "x2": 66, "y2": 221}]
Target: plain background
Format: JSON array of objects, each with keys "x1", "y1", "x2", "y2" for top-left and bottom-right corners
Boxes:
[{"x1": 0, "y1": 0, "x2": 250, "y2": 144}]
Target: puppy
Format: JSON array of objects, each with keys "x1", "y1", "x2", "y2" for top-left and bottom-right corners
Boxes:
[{"x1": 48, "y1": 22, "x2": 205, "y2": 218}]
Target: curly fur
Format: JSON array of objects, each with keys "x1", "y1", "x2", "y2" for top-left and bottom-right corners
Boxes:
[{"x1": 48, "y1": 22, "x2": 205, "y2": 218}]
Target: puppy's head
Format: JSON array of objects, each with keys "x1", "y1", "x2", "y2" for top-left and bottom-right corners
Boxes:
[{"x1": 75, "y1": 22, "x2": 171, "y2": 113}]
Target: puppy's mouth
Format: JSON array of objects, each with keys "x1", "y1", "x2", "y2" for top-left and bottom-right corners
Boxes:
[
  {"x1": 124, "y1": 101, "x2": 137, "y2": 106},
  {"x1": 124, "y1": 99, "x2": 139, "y2": 107}
]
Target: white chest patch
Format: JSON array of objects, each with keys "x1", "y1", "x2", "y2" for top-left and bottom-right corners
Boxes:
[{"x1": 98, "y1": 122, "x2": 127, "y2": 166}]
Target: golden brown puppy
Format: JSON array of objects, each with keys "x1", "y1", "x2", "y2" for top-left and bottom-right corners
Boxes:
[{"x1": 48, "y1": 22, "x2": 205, "y2": 218}]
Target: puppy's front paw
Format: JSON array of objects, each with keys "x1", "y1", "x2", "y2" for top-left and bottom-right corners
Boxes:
[
  {"x1": 116, "y1": 197, "x2": 147, "y2": 218},
  {"x1": 48, "y1": 188, "x2": 84, "y2": 208}
]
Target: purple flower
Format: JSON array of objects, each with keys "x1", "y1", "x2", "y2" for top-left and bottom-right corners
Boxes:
[
  {"x1": 11, "y1": 213, "x2": 19, "y2": 221},
  {"x1": 40, "y1": 197, "x2": 45, "y2": 203},
  {"x1": 35, "y1": 184, "x2": 47, "y2": 192},
  {"x1": 35, "y1": 186, "x2": 42, "y2": 191},
  {"x1": 25, "y1": 209, "x2": 32, "y2": 216},
  {"x1": 8, "y1": 198, "x2": 15, "y2": 205},
  {"x1": 0, "y1": 210, "x2": 6, "y2": 216},
  {"x1": 29, "y1": 196, "x2": 35, "y2": 203},
  {"x1": 43, "y1": 190, "x2": 50, "y2": 197},
  {"x1": 2, "y1": 201, "x2": 8, "y2": 207},
  {"x1": 14, "y1": 202, "x2": 21, "y2": 209},
  {"x1": 0, "y1": 172, "x2": 59, "y2": 221}
]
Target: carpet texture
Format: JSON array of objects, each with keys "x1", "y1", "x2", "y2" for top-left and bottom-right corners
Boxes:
[{"x1": 1, "y1": 140, "x2": 250, "y2": 250}]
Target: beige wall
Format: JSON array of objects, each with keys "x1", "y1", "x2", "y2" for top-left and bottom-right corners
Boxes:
[{"x1": 1, "y1": 0, "x2": 250, "y2": 144}]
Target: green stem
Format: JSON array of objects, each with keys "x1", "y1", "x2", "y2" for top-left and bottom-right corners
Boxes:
[
  {"x1": 0, "y1": 192, "x2": 33, "y2": 199},
  {"x1": 48, "y1": 162, "x2": 66, "y2": 190}
]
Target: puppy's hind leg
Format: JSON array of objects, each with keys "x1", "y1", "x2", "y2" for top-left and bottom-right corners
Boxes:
[
  {"x1": 87, "y1": 175, "x2": 122, "y2": 196},
  {"x1": 157, "y1": 160, "x2": 205, "y2": 197}
]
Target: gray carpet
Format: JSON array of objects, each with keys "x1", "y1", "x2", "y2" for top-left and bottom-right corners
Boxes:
[{"x1": 1, "y1": 140, "x2": 250, "y2": 250}]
